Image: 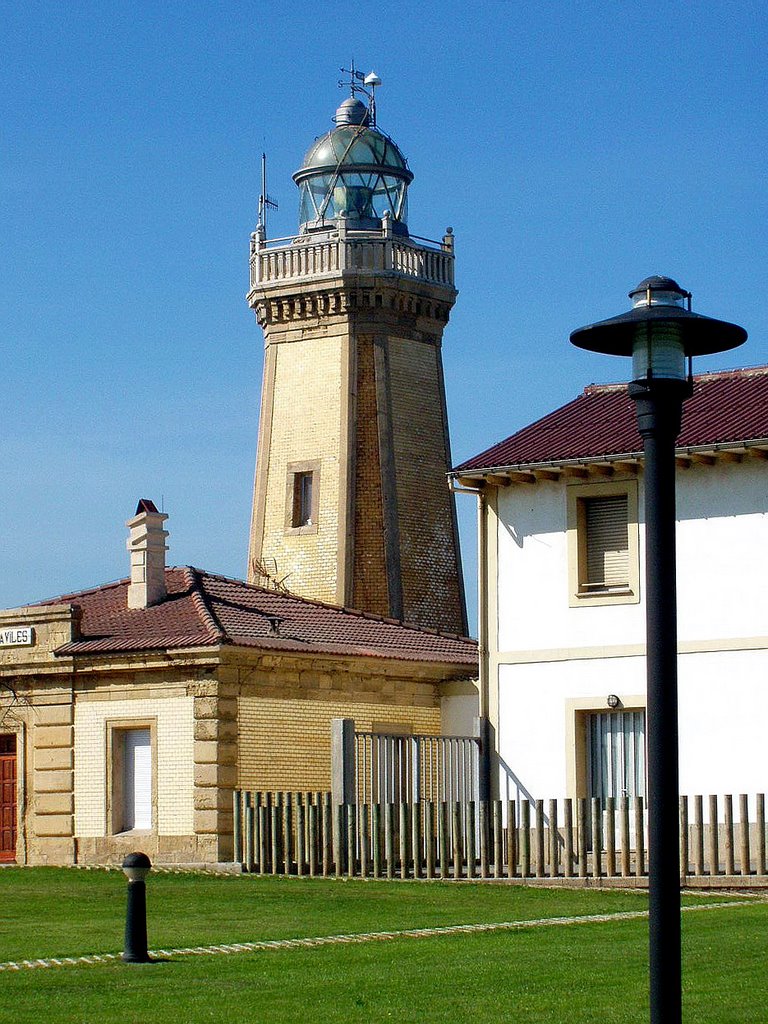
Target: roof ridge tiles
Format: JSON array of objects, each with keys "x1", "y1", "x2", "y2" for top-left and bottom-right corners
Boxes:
[
  {"x1": 193, "y1": 567, "x2": 476, "y2": 643},
  {"x1": 186, "y1": 567, "x2": 227, "y2": 644},
  {"x1": 31, "y1": 575, "x2": 131, "y2": 608}
]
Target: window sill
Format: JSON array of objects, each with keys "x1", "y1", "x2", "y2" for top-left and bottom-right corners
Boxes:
[
  {"x1": 284, "y1": 524, "x2": 319, "y2": 537},
  {"x1": 570, "y1": 588, "x2": 639, "y2": 608}
]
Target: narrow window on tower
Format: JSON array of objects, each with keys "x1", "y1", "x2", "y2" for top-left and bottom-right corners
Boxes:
[
  {"x1": 285, "y1": 461, "x2": 321, "y2": 535},
  {"x1": 293, "y1": 472, "x2": 313, "y2": 527}
]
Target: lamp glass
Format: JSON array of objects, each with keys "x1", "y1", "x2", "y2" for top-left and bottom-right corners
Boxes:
[
  {"x1": 123, "y1": 864, "x2": 150, "y2": 882},
  {"x1": 632, "y1": 324, "x2": 686, "y2": 381}
]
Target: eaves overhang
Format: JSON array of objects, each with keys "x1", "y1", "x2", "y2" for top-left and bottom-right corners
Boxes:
[{"x1": 451, "y1": 437, "x2": 768, "y2": 487}]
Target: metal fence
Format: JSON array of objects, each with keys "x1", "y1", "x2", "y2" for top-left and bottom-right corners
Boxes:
[{"x1": 353, "y1": 731, "x2": 480, "y2": 807}]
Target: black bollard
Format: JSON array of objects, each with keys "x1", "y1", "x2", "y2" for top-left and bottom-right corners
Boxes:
[{"x1": 122, "y1": 852, "x2": 152, "y2": 963}]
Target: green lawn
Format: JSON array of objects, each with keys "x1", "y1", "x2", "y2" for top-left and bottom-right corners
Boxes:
[{"x1": 0, "y1": 869, "x2": 763, "y2": 1023}]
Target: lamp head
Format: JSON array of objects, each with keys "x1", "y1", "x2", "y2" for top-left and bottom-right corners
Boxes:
[
  {"x1": 122, "y1": 851, "x2": 152, "y2": 882},
  {"x1": 570, "y1": 276, "x2": 747, "y2": 383}
]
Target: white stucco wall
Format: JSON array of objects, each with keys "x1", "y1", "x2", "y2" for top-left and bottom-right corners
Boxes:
[
  {"x1": 498, "y1": 648, "x2": 768, "y2": 802},
  {"x1": 496, "y1": 460, "x2": 768, "y2": 650},
  {"x1": 492, "y1": 457, "x2": 768, "y2": 798}
]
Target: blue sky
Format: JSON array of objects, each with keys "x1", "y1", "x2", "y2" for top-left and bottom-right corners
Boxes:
[{"x1": 3, "y1": 1, "x2": 767, "y2": 632}]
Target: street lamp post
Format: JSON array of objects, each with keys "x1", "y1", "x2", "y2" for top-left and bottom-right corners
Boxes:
[{"x1": 570, "y1": 277, "x2": 746, "y2": 1024}]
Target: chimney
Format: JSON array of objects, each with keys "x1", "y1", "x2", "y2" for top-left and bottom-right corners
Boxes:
[{"x1": 126, "y1": 499, "x2": 169, "y2": 609}]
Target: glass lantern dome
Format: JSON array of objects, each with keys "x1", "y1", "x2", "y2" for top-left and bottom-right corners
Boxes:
[{"x1": 293, "y1": 97, "x2": 413, "y2": 235}]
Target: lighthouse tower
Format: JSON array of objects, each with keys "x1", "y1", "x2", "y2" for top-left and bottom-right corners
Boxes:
[{"x1": 247, "y1": 73, "x2": 467, "y2": 635}]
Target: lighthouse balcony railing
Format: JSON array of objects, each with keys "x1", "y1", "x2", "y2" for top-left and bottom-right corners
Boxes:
[{"x1": 250, "y1": 229, "x2": 455, "y2": 290}]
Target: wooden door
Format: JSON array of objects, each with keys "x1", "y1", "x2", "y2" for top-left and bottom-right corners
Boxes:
[{"x1": 0, "y1": 735, "x2": 17, "y2": 863}]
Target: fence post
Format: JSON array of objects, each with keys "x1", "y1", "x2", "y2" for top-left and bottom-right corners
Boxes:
[
  {"x1": 425, "y1": 801, "x2": 435, "y2": 879},
  {"x1": 271, "y1": 795, "x2": 281, "y2": 876},
  {"x1": 385, "y1": 803, "x2": 395, "y2": 880},
  {"x1": 563, "y1": 799, "x2": 574, "y2": 879},
  {"x1": 347, "y1": 803, "x2": 357, "y2": 879},
  {"x1": 724, "y1": 795, "x2": 735, "y2": 876},
  {"x1": 692, "y1": 795, "x2": 704, "y2": 877},
  {"x1": 591, "y1": 798, "x2": 602, "y2": 880},
  {"x1": 739, "y1": 794, "x2": 751, "y2": 876},
  {"x1": 493, "y1": 800, "x2": 503, "y2": 879},
  {"x1": 679, "y1": 795, "x2": 689, "y2": 880},
  {"x1": 360, "y1": 804, "x2": 370, "y2": 879},
  {"x1": 283, "y1": 793, "x2": 292, "y2": 875},
  {"x1": 452, "y1": 801, "x2": 463, "y2": 879},
  {"x1": 577, "y1": 798, "x2": 588, "y2": 879},
  {"x1": 535, "y1": 800, "x2": 545, "y2": 878},
  {"x1": 233, "y1": 791, "x2": 243, "y2": 866},
  {"x1": 521, "y1": 801, "x2": 532, "y2": 878},
  {"x1": 308, "y1": 799, "x2": 318, "y2": 877},
  {"x1": 334, "y1": 803, "x2": 345, "y2": 877},
  {"x1": 258, "y1": 796, "x2": 268, "y2": 875},
  {"x1": 619, "y1": 796, "x2": 630, "y2": 877},
  {"x1": 244, "y1": 794, "x2": 255, "y2": 873},
  {"x1": 479, "y1": 801, "x2": 489, "y2": 879},
  {"x1": 507, "y1": 799, "x2": 517, "y2": 879},
  {"x1": 296, "y1": 795, "x2": 305, "y2": 877},
  {"x1": 549, "y1": 799, "x2": 559, "y2": 880},
  {"x1": 605, "y1": 797, "x2": 615, "y2": 878},
  {"x1": 412, "y1": 802, "x2": 422, "y2": 880},
  {"x1": 322, "y1": 793, "x2": 332, "y2": 877},
  {"x1": 708, "y1": 795, "x2": 719, "y2": 876},
  {"x1": 634, "y1": 797, "x2": 645, "y2": 878},
  {"x1": 372, "y1": 803, "x2": 382, "y2": 878},
  {"x1": 399, "y1": 802, "x2": 409, "y2": 880},
  {"x1": 757, "y1": 794, "x2": 766, "y2": 877},
  {"x1": 439, "y1": 802, "x2": 449, "y2": 879},
  {"x1": 466, "y1": 802, "x2": 476, "y2": 880}
]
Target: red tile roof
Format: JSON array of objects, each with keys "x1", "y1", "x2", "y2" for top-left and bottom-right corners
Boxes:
[
  {"x1": 35, "y1": 567, "x2": 477, "y2": 666},
  {"x1": 455, "y1": 366, "x2": 768, "y2": 473}
]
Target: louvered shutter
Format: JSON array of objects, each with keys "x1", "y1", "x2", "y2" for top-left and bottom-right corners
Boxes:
[{"x1": 585, "y1": 495, "x2": 629, "y2": 589}]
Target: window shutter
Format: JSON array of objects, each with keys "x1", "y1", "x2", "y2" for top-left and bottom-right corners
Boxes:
[
  {"x1": 124, "y1": 729, "x2": 152, "y2": 830},
  {"x1": 585, "y1": 495, "x2": 629, "y2": 588}
]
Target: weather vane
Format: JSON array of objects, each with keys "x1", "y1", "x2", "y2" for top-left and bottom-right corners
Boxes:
[{"x1": 338, "y1": 60, "x2": 382, "y2": 126}]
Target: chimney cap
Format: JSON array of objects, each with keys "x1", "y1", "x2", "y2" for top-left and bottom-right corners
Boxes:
[{"x1": 135, "y1": 498, "x2": 160, "y2": 515}]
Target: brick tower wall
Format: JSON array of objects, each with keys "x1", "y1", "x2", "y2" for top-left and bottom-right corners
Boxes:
[{"x1": 388, "y1": 336, "x2": 466, "y2": 634}]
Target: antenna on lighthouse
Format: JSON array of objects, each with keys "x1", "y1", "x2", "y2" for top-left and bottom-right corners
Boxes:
[{"x1": 257, "y1": 152, "x2": 278, "y2": 235}]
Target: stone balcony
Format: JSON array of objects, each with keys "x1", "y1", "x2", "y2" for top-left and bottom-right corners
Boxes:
[{"x1": 249, "y1": 221, "x2": 455, "y2": 292}]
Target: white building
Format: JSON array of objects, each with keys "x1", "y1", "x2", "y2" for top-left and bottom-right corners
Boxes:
[{"x1": 452, "y1": 365, "x2": 768, "y2": 808}]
